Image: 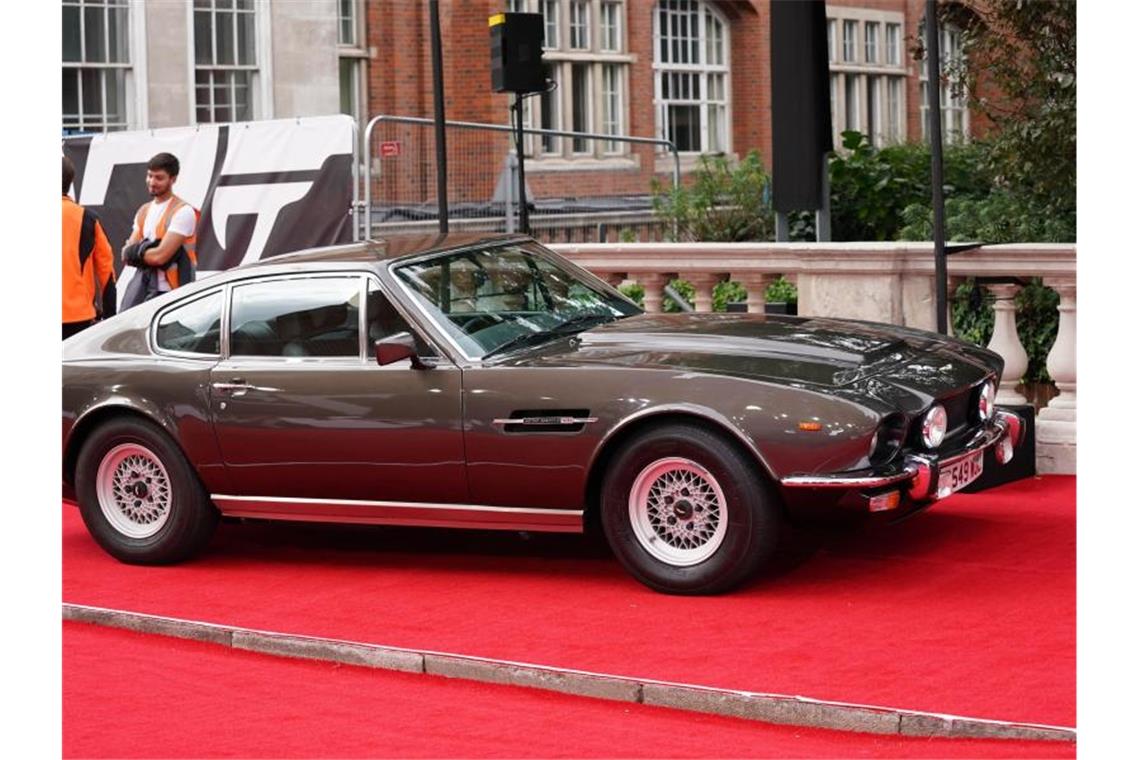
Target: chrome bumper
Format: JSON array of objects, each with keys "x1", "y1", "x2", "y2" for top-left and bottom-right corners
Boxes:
[{"x1": 780, "y1": 410, "x2": 1024, "y2": 502}]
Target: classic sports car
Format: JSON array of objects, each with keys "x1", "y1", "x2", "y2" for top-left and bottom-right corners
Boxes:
[{"x1": 62, "y1": 233, "x2": 1023, "y2": 594}]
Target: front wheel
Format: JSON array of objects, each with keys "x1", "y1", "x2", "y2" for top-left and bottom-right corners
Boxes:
[
  {"x1": 75, "y1": 417, "x2": 218, "y2": 564},
  {"x1": 600, "y1": 423, "x2": 782, "y2": 594}
]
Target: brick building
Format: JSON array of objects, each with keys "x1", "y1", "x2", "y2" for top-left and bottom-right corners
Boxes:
[{"x1": 362, "y1": 0, "x2": 990, "y2": 224}]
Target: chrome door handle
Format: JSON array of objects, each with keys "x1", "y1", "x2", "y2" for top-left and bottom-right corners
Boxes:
[{"x1": 211, "y1": 380, "x2": 281, "y2": 397}]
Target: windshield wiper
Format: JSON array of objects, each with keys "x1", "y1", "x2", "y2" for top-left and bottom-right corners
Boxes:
[
  {"x1": 482, "y1": 313, "x2": 618, "y2": 360},
  {"x1": 547, "y1": 312, "x2": 619, "y2": 336}
]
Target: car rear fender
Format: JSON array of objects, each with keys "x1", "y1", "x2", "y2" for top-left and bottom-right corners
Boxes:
[{"x1": 63, "y1": 398, "x2": 184, "y2": 489}]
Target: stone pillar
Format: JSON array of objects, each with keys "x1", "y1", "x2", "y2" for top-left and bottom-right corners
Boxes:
[
  {"x1": 1036, "y1": 280, "x2": 1076, "y2": 474},
  {"x1": 689, "y1": 274, "x2": 719, "y2": 313},
  {"x1": 986, "y1": 283, "x2": 1029, "y2": 406},
  {"x1": 946, "y1": 276, "x2": 966, "y2": 337},
  {"x1": 734, "y1": 274, "x2": 773, "y2": 314},
  {"x1": 638, "y1": 274, "x2": 667, "y2": 313}
]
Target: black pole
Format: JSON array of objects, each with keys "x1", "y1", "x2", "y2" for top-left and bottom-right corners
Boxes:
[
  {"x1": 429, "y1": 0, "x2": 449, "y2": 233},
  {"x1": 512, "y1": 93, "x2": 530, "y2": 235},
  {"x1": 925, "y1": 0, "x2": 947, "y2": 334}
]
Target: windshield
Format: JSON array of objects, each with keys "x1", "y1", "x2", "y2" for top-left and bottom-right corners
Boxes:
[{"x1": 392, "y1": 242, "x2": 641, "y2": 359}]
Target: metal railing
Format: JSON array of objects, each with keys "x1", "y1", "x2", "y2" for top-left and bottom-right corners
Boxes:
[{"x1": 359, "y1": 114, "x2": 681, "y2": 243}]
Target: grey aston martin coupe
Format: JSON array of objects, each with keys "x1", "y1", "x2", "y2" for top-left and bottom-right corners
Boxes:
[{"x1": 62, "y1": 233, "x2": 1023, "y2": 594}]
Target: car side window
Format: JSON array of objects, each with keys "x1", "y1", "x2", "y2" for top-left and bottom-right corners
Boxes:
[
  {"x1": 229, "y1": 277, "x2": 362, "y2": 358},
  {"x1": 155, "y1": 290, "x2": 223, "y2": 355}
]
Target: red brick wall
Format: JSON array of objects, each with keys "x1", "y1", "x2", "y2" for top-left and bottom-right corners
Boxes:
[{"x1": 365, "y1": 1, "x2": 1002, "y2": 209}]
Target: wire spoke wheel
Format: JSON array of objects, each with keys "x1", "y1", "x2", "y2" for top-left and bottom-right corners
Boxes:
[
  {"x1": 628, "y1": 457, "x2": 728, "y2": 566},
  {"x1": 95, "y1": 443, "x2": 173, "y2": 539}
]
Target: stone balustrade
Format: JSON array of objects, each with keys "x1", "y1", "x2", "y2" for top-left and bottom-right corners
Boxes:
[{"x1": 551, "y1": 242, "x2": 1077, "y2": 474}]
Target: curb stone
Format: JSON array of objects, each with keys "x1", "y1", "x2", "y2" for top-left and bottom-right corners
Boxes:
[{"x1": 63, "y1": 603, "x2": 1075, "y2": 743}]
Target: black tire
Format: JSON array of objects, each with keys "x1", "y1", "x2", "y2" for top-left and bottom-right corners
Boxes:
[
  {"x1": 75, "y1": 416, "x2": 218, "y2": 564},
  {"x1": 600, "y1": 422, "x2": 782, "y2": 595}
]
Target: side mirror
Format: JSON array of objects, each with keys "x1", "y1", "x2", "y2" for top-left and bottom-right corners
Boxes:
[{"x1": 374, "y1": 331, "x2": 432, "y2": 369}]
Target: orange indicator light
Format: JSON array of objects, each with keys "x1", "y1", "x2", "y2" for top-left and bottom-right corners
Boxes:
[
  {"x1": 798, "y1": 421, "x2": 823, "y2": 432},
  {"x1": 869, "y1": 491, "x2": 901, "y2": 512}
]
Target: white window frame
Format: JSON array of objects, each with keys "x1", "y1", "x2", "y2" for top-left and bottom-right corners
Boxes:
[
  {"x1": 190, "y1": 0, "x2": 263, "y2": 125},
  {"x1": 828, "y1": 9, "x2": 906, "y2": 148},
  {"x1": 864, "y1": 22, "x2": 879, "y2": 65},
  {"x1": 514, "y1": 0, "x2": 632, "y2": 163},
  {"x1": 919, "y1": 21, "x2": 970, "y2": 143},
  {"x1": 62, "y1": 0, "x2": 135, "y2": 134},
  {"x1": 338, "y1": 0, "x2": 368, "y2": 146},
  {"x1": 652, "y1": 0, "x2": 731, "y2": 155}
]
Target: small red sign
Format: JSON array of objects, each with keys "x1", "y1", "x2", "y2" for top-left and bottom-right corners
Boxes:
[{"x1": 380, "y1": 140, "x2": 401, "y2": 157}]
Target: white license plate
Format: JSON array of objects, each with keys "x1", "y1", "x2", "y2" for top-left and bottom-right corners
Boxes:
[{"x1": 936, "y1": 451, "x2": 984, "y2": 498}]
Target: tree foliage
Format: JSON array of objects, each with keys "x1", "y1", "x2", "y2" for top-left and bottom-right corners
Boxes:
[{"x1": 943, "y1": 0, "x2": 1076, "y2": 229}]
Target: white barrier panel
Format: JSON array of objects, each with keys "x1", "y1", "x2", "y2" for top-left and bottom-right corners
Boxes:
[{"x1": 64, "y1": 115, "x2": 355, "y2": 305}]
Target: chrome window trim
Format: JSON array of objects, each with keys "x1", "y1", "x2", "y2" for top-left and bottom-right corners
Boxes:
[
  {"x1": 150, "y1": 286, "x2": 228, "y2": 361},
  {"x1": 360, "y1": 272, "x2": 449, "y2": 365},
  {"x1": 387, "y1": 238, "x2": 639, "y2": 364},
  {"x1": 224, "y1": 271, "x2": 369, "y2": 364}
]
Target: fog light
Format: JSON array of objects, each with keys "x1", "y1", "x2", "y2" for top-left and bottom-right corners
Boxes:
[
  {"x1": 920, "y1": 404, "x2": 948, "y2": 449},
  {"x1": 869, "y1": 490, "x2": 901, "y2": 512}
]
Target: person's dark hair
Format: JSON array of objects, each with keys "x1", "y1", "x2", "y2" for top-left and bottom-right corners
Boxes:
[
  {"x1": 63, "y1": 155, "x2": 76, "y2": 196},
  {"x1": 147, "y1": 152, "x2": 180, "y2": 177}
]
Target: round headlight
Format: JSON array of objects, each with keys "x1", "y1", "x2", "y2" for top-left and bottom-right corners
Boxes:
[
  {"x1": 977, "y1": 379, "x2": 996, "y2": 422},
  {"x1": 921, "y1": 404, "x2": 948, "y2": 449}
]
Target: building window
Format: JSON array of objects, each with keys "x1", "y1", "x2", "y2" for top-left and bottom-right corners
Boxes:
[
  {"x1": 600, "y1": 1, "x2": 621, "y2": 52},
  {"x1": 827, "y1": 19, "x2": 836, "y2": 63},
  {"x1": 828, "y1": 10, "x2": 906, "y2": 147},
  {"x1": 62, "y1": 0, "x2": 131, "y2": 134},
  {"x1": 569, "y1": 0, "x2": 589, "y2": 50},
  {"x1": 885, "y1": 23, "x2": 900, "y2": 66},
  {"x1": 601, "y1": 63, "x2": 622, "y2": 152},
  {"x1": 517, "y1": 1, "x2": 629, "y2": 160},
  {"x1": 842, "y1": 20, "x2": 857, "y2": 62},
  {"x1": 193, "y1": 0, "x2": 258, "y2": 124},
  {"x1": 543, "y1": 0, "x2": 559, "y2": 48},
  {"x1": 864, "y1": 22, "x2": 879, "y2": 64},
  {"x1": 653, "y1": 0, "x2": 730, "y2": 154},
  {"x1": 338, "y1": 0, "x2": 367, "y2": 134},
  {"x1": 920, "y1": 21, "x2": 969, "y2": 142}
]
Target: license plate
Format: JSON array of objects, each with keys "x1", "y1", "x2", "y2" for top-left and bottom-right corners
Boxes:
[{"x1": 936, "y1": 451, "x2": 984, "y2": 499}]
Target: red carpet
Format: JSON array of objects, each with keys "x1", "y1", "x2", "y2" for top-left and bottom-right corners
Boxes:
[
  {"x1": 62, "y1": 475, "x2": 1074, "y2": 728},
  {"x1": 64, "y1": 621, "x2": 1074, "y2": 758}
]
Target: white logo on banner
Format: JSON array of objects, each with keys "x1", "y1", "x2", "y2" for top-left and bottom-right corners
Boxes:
[{"x1": 73, "y1": 116, "x2": 354, "y2": 264}]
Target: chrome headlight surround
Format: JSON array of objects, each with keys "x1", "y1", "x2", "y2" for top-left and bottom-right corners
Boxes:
[
  {"x1": 976, "y1": 378, "x2": 996, "y2": 422},
  {"x1": 869, "y1": 413, "x2": 907, "y2": 465},
  {"x1": 920, "y1": 404, "x2": 948, "y2": 449}
]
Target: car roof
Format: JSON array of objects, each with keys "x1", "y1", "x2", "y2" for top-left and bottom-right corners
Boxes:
[{"x1": 247, "y1": 232, "x2": 533, "y2": 269}]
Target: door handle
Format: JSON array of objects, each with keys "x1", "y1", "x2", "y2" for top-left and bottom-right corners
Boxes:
[{"x1": 210, "y1": 379, "x2": 281, "y2": 397}]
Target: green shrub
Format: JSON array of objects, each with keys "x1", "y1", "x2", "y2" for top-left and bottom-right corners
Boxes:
[
  {"x1": 618, "y1": 282, "x2": 644, "y2": 307},
  {"x1": 765, "y1": 276, "x2": 798, "y2": 305},
  {"x1": 650, "y1": 151, "x2": 775, "y2": 242}
]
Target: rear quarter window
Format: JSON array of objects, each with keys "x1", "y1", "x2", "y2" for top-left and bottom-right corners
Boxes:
[{"x1": 155, "y1": 290, "x2": 223, "y2": 355}]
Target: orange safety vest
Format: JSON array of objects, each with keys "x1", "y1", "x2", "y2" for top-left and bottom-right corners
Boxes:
[
  {"x1": 63, "y1": 196, "x2": 116, "y2": 324},
  {"x1": 134, "y1": 195, "x2": 199, "y2": 290}
]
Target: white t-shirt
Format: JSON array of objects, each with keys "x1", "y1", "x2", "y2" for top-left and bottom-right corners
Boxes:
[{"x1": 131, "y1": 198, "x2": 196, "y2": 291}]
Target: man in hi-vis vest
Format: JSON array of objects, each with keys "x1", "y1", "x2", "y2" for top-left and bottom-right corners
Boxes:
[
  {"x1": 62, "y1": 155, "x2": 116, "y2": 339},
  {"x1": 120, "y1": 152, "x2": 198, "y2": 307}
]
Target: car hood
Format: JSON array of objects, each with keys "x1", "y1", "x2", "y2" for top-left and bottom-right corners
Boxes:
[{"x1": 516, "y1": 312, "x2": 998, "y2": 390}]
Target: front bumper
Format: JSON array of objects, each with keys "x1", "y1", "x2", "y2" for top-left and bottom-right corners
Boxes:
[{"x1": 780, "y1": 410, "x2": 1024, "y2": 504}]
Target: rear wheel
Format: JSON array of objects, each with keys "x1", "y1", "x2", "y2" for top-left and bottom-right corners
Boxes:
[
  {"x1": 76, "y1": 417, "x2": 218, "y2": 564},
  {"x1": 601, "y1": 423, "x2": 782, "y2": 594}
]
